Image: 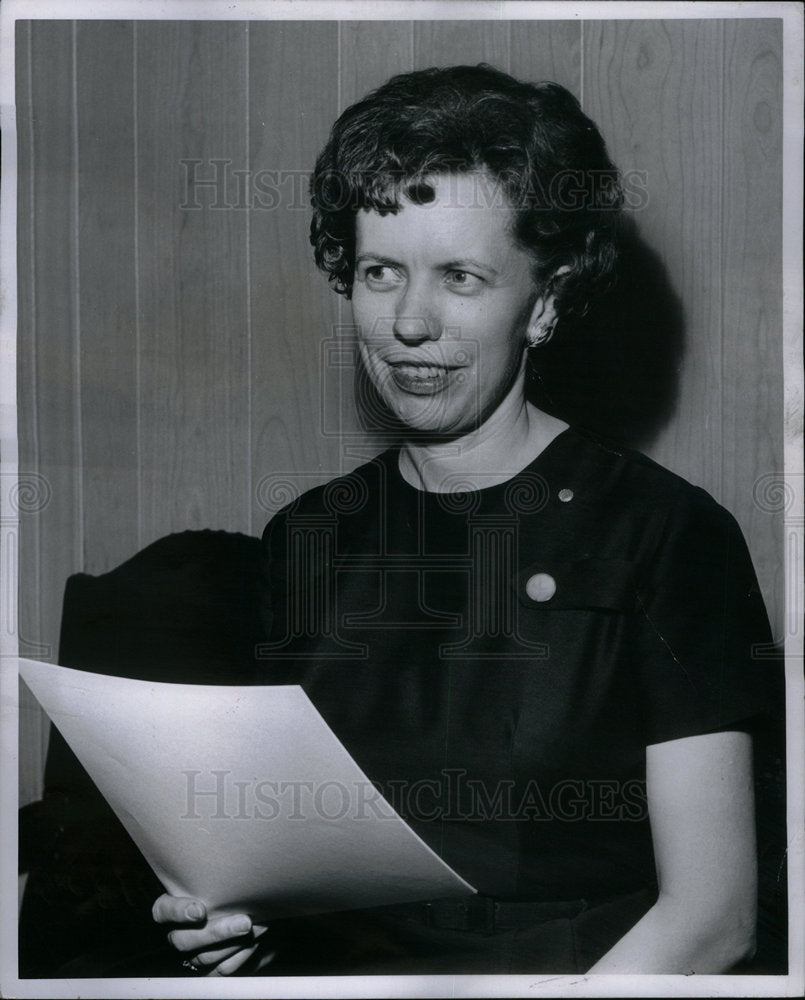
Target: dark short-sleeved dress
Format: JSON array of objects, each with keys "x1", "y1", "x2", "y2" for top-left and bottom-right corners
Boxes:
[{"x1": 257, "y1": 427, "x2": 772, "y2": 974}]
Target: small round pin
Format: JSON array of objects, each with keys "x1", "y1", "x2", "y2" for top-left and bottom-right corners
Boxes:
[{"x1": 525, "y1": 573, "x2": 557, "y2": 603}]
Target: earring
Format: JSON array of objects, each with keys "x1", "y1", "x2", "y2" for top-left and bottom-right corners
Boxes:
[{"x1": 526, "y1": 321, "x2": 555, "y2": 348}]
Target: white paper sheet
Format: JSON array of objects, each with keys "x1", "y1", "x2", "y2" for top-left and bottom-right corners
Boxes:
[{"x1": 18, "y1": 657, "x2": 475, "y2": 920}]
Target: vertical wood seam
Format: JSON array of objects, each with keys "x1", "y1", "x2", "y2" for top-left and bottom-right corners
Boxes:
[
  {"x1": 26, "y1": 23, "x2": 39, "y2": 469},
  {"x1": 133, "y1": 22, "x2": 142, "y2": 551},
  {"x1": 580, "y1": 19, "x2": 585, "y2": 109},
  {"x1": 337, "y1": 20, "x2": 342, "y2": 115},
  {"x1": 336, "y1": 20, "x2": 344, "y2": 466},
  {"x1": 71, "y1": 21, "x2": 84, "y2": 570},
  {"x1": 245, "y1": 23, "x2": 253, "y2": 536},
  {"x1": 25, "y1": 21, "x2": 42, "y2": 647},
  {"x1": 718, "y1": 20, "x2": 726, "y2": 505}
]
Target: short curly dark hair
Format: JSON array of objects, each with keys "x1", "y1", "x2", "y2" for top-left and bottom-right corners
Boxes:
[{"x1": 310, "y1": 64, "x2": 623, "y2": 318}]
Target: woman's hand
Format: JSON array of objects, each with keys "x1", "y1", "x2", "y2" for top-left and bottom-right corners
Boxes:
[{"x1": 152, "y1": 894, "x2": 273, "y2": 976}]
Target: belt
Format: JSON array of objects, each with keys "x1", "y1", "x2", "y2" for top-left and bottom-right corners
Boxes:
[{"x1": 382, "y1": 895, "x2": 592, "y2": 936}]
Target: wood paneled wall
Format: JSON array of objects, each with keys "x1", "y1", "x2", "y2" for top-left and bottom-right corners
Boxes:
[{"x1": 16, "y1": 18, "x2": 784, "y2": 807}]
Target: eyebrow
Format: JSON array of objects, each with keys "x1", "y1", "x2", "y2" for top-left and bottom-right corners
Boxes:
[
  {"x1": 443, "y1": 258, "x2": 499, "y2": 277},
  {"x1": 355, "y1": 253, "x2": 499, "y2": 277},
  {"x1": 355, "y1": 254, "x2": 401, "y2": 268}
]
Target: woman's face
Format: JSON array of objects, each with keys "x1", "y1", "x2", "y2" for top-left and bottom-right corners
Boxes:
[{"x1": 351, "y1": 171, "x2": 546, "y2": 438}]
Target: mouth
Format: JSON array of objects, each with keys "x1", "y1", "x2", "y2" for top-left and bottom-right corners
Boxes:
[{"x1": 386, "y1": 362, "x2": 460, "y2": 395}]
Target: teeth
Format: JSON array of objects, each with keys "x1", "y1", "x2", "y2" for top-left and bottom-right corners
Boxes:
[{"x1": 395, "y1": 364, "x2": 447, "y2": 378}]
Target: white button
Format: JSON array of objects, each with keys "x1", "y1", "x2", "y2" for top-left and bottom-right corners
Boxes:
[
  {"x1": 558, "y1": 488, "x2": 574, "y2": 502},
  {"x1": 525, "y1": 573, "x2": 556, "y2": 603}
]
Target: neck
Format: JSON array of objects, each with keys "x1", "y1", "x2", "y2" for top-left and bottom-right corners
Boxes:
[{"x1": 398, "y1": 398, "x2": 568, "y2": 493}]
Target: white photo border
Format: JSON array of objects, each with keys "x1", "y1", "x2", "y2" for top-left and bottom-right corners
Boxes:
[{"x1": 1, "y1": 2, "x2": 802, "y2": 998}]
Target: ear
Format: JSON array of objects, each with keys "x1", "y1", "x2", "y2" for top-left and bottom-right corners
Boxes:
[
  {"x1": 525, "y1": 266, "x2": 568, "y2": 347},
  {"x1": 525, "y1": 293, "x2": 559, "y2": 344}
]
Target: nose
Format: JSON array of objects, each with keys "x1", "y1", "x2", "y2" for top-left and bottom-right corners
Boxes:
[{"x1": 393, "y1": 282, "x2": 441, "y2": 343}]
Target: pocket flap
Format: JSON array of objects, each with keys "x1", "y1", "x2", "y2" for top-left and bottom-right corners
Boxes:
[{"x1": 514, "y1": 556, "x2": 637, "y2": 612}]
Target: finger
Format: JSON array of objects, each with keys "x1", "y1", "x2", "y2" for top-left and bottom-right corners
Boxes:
[
  {"x1": 196, "y1": 926, "x2": 271, "y2": 973},
  {"x1": 193, "y1": 943, "x2": 244, "y2": 968},
  {"x1": 207, "y1": 942, "x2": 260, "y2": 977},
  {"x1": 168, "y1": 914, "x2": 252, "y2": 953},
  {"x1": 152, "y1": 894, "x2": 206, "y2": 925}
]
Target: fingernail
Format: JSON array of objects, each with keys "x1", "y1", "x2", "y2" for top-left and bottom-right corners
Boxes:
[
  {"x1": 186, "y1": 903, "x2": 205, "y2": 921},
  {"x1": 232, "y1": 916, "x2": 252, "y2": 935}
]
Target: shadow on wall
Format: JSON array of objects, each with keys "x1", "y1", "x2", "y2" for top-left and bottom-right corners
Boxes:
[
  {"x1": 351, "y1": 218, "x2": 685, "y2": 453},
  {"x1": 528, "y1": 217, "x2": 685, "y2": 450}
]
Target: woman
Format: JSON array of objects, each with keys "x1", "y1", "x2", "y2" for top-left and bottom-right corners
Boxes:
[{"x1": 153, "y1": 65, "x2": 770, "y2": 976}]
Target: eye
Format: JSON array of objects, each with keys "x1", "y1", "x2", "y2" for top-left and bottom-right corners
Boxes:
[
  {"x1": 444, "y1": 269, "x2": 484, "y2": 293},
  {"x1": 359, "y1": 264, "x2": 403, "y2": 290}
]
